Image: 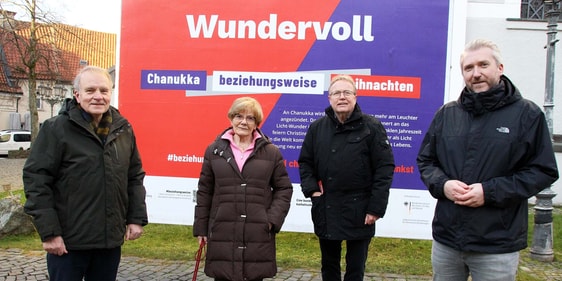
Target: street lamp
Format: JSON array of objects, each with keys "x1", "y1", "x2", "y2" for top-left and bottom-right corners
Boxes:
[
  {"x1": 38, "y1": 84, "x2": 68, "y2": 117},
  {"x1": 530, "y1": 0, "x2": 560, "y2": 262}
]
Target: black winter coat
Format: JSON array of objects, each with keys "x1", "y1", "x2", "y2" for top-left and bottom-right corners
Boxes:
[
  {"x1": 23, "y1": 98, "x2": 148, "y2": 250},
  {"x1": 193, "y1": 128, "x2": 293, "y2": 281},
  {"x1": 298, "y1": 104, "x2": 395, "y2": 240},
  {"x1": 417, "y1": 75, "x2": 559, "y2": 253}
]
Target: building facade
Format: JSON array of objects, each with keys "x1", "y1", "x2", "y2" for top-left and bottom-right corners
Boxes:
[{"x1": 0, "y1": 10, "x2": 116, "y2": 130}]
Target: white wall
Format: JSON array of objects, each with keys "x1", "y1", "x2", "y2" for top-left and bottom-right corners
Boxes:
[{"x1": 467, "y1": 0, "x2": 521, "y2": 19}]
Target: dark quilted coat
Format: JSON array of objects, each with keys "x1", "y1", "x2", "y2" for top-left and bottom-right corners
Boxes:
[{"x1": 193, "y1": 127, "x2": 293, "y2": 281}]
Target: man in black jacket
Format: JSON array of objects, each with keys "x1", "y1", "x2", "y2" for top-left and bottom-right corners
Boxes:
[
  {"x1": 23, "y1": 66, "x2": 148, "y2": 281},
  {"x1": 417, "y1": 39, "x2": 559, "y2": 281},
  {"x1": 299, "y1": 74, "x2": 395, "y2": 281}
]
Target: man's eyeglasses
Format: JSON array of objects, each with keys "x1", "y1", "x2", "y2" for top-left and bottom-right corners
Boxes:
[
  {"x1": 233, "y1": 114, "x2": 256, "y2": 124},
  {"x1": 329, "y1": 90, "x2": 356, "y2": 98}
]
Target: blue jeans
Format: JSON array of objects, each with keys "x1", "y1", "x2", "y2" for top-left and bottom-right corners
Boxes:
[
  {"x1": 432, "y1": 240, "x2": 519, "y2": 281},
  {"x1": 47, "y1": 247, "x2": 121, "y2": 281}
]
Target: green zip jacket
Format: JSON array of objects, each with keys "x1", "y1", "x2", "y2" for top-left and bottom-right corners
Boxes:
[{"x1": 23, "y1": 98, "x2": 148, "y2": 250}]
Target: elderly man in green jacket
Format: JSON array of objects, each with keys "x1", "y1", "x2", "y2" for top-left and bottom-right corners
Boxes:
[{"x1": 23, "y1": 66, "x2": 148, "y2": 281}]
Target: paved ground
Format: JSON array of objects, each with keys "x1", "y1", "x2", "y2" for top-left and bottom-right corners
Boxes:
[
  {"x1": 0, "y1": 158, "x2": 26, "y2": 192},
  {"x1": 2, "y1": 247, "x2": 562, "y2": 281},
  {"x1": 0, "y1": 248, "x2": 433, "y2": 281},
  {"x1": 1, "y1": 157, "x2": 562, "y2": 280}
]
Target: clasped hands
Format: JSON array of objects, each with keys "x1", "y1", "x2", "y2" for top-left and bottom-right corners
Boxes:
[{"x1": 444, "y1": 180, "x2": 484, "y2": 207}]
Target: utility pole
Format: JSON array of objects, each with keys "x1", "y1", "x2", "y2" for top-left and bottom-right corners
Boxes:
[{"x1": 530, "y1": 0, "x2": 560, "y2": 262}]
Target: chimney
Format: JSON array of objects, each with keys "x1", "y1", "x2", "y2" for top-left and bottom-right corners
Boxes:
[{"x1": 0, "y1": 10, "x2": 18, "y2": 30}]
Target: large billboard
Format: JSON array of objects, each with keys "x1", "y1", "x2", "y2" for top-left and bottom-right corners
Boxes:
[{"x1": 119, "y1": 0, "x2": 454, "y2": 239}]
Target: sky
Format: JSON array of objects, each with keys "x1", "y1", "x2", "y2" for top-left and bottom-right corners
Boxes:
[{"x1": 3, "y1": 0, "x2": 121, "y2": 34}]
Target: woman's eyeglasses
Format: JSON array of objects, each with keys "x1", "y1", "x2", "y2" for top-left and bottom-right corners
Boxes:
[{"x1": 233, "y1": 114, "x2": 256, "y2": 124}]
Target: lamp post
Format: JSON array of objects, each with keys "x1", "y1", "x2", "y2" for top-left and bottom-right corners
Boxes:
[
  {"x1": 38, "y1": 84, "x2": 68, "y2": 117},
  {"x1": 530, "y1": 0, "x2": 560, "y2": 262}
]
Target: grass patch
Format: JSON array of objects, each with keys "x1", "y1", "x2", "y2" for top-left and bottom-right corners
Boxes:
[
  {"x1": 2, "y1": 189, "x2": 560, "y2": 279},
  {"x1": 1, "y1": 188, "x2": 25, "y2": 202},
  {"x1": 368, "y1": 237, "x2": 432, "y2": 275}
]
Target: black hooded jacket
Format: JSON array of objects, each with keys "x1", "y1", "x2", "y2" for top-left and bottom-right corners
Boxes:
[{"x1": 417, "y1": 75, "x2": 559, "y2": 253}]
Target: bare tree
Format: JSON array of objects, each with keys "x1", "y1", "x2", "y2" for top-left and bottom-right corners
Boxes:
[
  {"x1": 1, "y1": 1, "x2": 115, "y2": 149},
  {"x1": 2, "y1": 0, "x2": 46, "y2": 142},
  {"x1": 1, "y1": 0, "x2": 75, "y2": 143}
]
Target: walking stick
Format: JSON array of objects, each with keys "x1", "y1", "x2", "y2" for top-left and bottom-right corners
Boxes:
[{"x1": 193, "y1": 239, "x2": 206, "y2": 281}]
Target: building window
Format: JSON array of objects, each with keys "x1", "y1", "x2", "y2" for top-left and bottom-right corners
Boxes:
[
  {"x1": 36, "y1": 94, "x2": 43, "y2": 110},
  {"x1": 521, "y1": 0, "x2": 561, "y2": 20}
]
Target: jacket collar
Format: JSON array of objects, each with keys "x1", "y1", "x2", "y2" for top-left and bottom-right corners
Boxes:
[
  {"x1": 325, "y1": 103, "x2": 363, "y2": 125},
  {"x1": 63, "y1": 98, "x2": 126, "y2": 133},
  {"x1": 214, "y1": 127, "x2": 270, "y2": 150},
  {"x1": 458, "y1": 75, "x2": 522, "y2": 115}
]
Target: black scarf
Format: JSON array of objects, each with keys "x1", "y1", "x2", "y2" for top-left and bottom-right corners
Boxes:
[{"x1": 458, "y1": 75, "x2": 521, "y2": 116}]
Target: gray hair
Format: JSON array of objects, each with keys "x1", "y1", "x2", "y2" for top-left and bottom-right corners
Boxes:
[
  {"x1": 73, "y1": 66, "x2": 114, "y2": 91},
  {"x1": 460, "y1": 39, "x2": 503, "y2": 69}
]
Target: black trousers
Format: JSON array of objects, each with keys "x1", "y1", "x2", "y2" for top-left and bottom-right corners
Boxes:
[
  {"x1": 46, "y1": 247, "x2": 121, "y2": 281},
  {"x1": 215, "y1": 279, "x2": 263, "y2": 281},
  {"x1": 319, "y1": 238, "x2": 372, "y2": 281}
]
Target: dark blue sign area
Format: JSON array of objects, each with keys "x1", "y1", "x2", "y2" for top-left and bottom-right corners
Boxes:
[
  {"x1": 260, "y1": 0, "x2": 451, "y2": 191},
  {"x1": 140, "y1": 70, "x2": 207, "y2": 90}
]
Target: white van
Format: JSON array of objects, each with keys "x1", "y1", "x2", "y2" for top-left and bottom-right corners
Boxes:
[{"x1": 0, "y1": 130, "x2": 31, "y2": 156}]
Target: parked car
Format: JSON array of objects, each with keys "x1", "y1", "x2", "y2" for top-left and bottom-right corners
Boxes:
[{"x1": 0, "y1": 130, "x2": 31, "y2": 156}]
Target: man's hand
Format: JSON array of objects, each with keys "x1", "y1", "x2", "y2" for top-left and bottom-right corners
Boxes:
[
  {"x1": 364, "y1": 214, "x2": 379, "y2": 225},
  {"x1": 311, "y1": 192, "x2": 322, "y2": 197},
  {"x1": 454, "y1": 183, "x2": 485, "y2": 207},
  {"x1": 125, "y1": 224, "x2": 143, "y2": 240},
  {"x1": 43, "y1": 236, "x2": 68, "y2": 256},
  {"x1": 443, "y1": 180, "x2": 470, "y2": 201}
]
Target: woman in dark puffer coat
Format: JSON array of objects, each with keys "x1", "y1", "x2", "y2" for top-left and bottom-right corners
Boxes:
[{"x1": 193, "y1": 97, "x2": 293, "y2": 281}]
